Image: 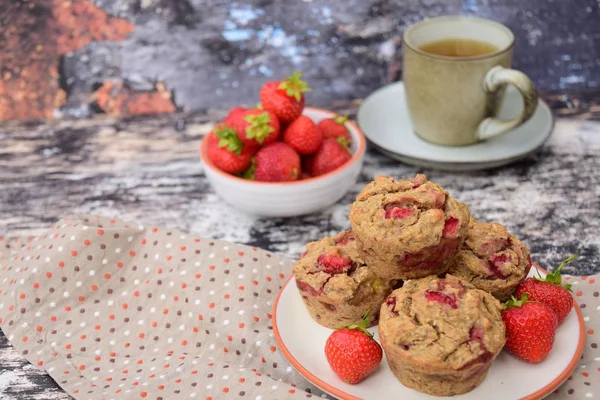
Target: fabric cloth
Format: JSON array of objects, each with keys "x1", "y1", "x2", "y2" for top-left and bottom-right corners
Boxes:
[{"x1": 0, "y1": 215, "x2": 598, "y2": 400}]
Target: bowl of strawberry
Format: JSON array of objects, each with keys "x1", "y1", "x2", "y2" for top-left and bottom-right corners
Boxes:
[{"x1": 200, "y1": 72, "x2": 366, "y2": 217}]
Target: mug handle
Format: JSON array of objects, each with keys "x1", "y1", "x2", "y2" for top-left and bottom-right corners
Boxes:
[{"x1": 476, "y1": 66, "x2": 539, "y2": 141}]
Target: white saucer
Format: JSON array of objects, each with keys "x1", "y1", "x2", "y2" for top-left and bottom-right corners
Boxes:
[
  {"x1": 357, "y1": 82, "x2": 554, "y2": 171},
  {"x1": 273, "y1": 267, "x2": 585, "y2": 400}
]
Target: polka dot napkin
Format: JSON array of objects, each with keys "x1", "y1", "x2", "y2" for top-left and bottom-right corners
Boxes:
[
  {"x1": 0, "y1": 215, "x2": 598, "y2": 400},
  {"x1": 0, "y1": 215, "x2": 326, "y2": 400}
]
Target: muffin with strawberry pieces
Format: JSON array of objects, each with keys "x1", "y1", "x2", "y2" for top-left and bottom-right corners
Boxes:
[
  {"x1": 349, "y1": 174, "x2": 470, "y2": 280},
  {"x1": 294, "y1": 230, "x2": 400, "y2": 329},
  {"x1": 379, "y1": 275, "x2": 505, "y2": 396},
  {"x1": 205, "y1": 124, "x2": 257, "y2": 174},
  {"x1": 228, "y1": 107, "x2": 280, "y2": 146},
  {"x1": 317, "y1": 115, "x2": 351, "y2": 146},
  {"x1": 447, "y1": 220, "x2": 532, "y2": 301},
  {"x1": 259, "y1": 71, "x2": 311, "y2": 125}
]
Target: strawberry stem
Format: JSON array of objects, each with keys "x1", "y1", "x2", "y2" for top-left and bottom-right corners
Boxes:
[
  {"x1": 333, "y1": 115, "x2": 348, "y2": 125},
  {"x1": 535, "y1": 254, "x2": 578, "y2": 291},
  {"x1": 244, "y1": 112, "x2": 275, "y2": 144},
  {"x1": 215, "y1": 125, "x2": 244, "y2": 155},
  {"x1": 278, "y1": 71, "x2": 312, "y2": 102},
  {"x1": 240, "y1": 157, "x2": 256, "y2": 180},
  {"x1": 503, "y1": 292, "x2": 528, "y2": 309},
  {"x1": 336, "y1": 310, "x2": 373, "y2": 337}
]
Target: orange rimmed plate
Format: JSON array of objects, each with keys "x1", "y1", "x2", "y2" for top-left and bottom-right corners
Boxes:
[{"x1": 273, "y1": 267, "x2": 585, "y2": 400}]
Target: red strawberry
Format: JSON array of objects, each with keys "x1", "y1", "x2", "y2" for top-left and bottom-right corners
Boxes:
[
  {"x1": 309, "y1": 138, "x2": 352, "y2": 176},
  {"x1": 230, "y1": 108, "x2": 280, "y2": 146},
  {"x1": 259, "y1": 72, "x2": 311, "y2": 125},
  {"x1": 502, "y1": 293, "x2": 558, "y2": 363},
  {"x1": 252, "y1": 142, "x2": 300, "y2": 182},
  {"x1": 515, "y1": 255, "x2": 577, "y2": 324},
  {"x1": 325, "y1": 312, "x2": 383, "y2": 384},
  {"x1": 317, "y1": 115, "x2": 351, "y2": 146},
  {"x1": 224, "y1": 106, "x2": 246, "y2": 127},
  {"x1": 283, "y1": 115, "x2": 323, "y2": 155},
  {"x1": 205, "y1": 124, "x2": 257, "y2": 174}
]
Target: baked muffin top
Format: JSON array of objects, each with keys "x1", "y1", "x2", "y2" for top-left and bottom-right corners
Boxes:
[
  {"x1": 379, "y1": 274, "x2": 505, "y2": 370},
  {"x1": 293, "y1": 230, "x2": 394, "y2": 303},
  {"x1": 349, "y1": 174, "x2": 470, "y2": 253},
  {"x1": 449, "y1": 220, "x2": 532, "y2": 284}
]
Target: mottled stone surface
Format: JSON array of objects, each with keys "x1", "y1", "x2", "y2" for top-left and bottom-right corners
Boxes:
[{"x1": 0, "y1": 106, "x2": 599, "y2": 397}]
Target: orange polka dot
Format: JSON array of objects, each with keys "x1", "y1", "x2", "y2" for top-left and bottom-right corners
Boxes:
[
  {"x1": 104, "y1": 273, "x2": 111, "y2": 279},
  {"x1": 222, "y1": 387, "x2": 229, "y2": 393},
  {"x1": 140, "y1": 392, "x2": 147, "y2": 398},
  {"x1": 91, "y1": 285, "x2": 98, "y2": 291},
  {"x1": 238, "y1": 285, "x2": 244, "y2": 290},
  {"x1": 209, "y1": 302, "x2": 215, "y2": 308},
  {"x1": 65, "y1": 306, "x2": 71, "y2": 311},
  {"x1": 37, "y1": 361, "x2": 44, "y2": 366},
  {"x1": 266, "y1": 276, "x2": 272, "y2": 282},
  {"x1": 79, "y1": 365, "x2": 85, "y2": 371},
  {"x1": 209, "y1": 265, "x2": 216, "y2": 270},
  {"x1": 158, "y1": 385, "x2": 165, "y2": 390},
  {"x1": 582, "y1": 372, "x2": 589, "y2": 377},
  {"x1": 78, "y1": 296, "x2": 85, "y2": 302},
  {"x1": 95, "y1": 356, "x2": 101, "y2": 362},
  {"x1": 224, "y1": 257, "x2": 230, "y2": 263},
  {"x1": 117, "y1": 262, "x2": 124, "y2": 268},
  {"x1": 253, "y1": 316, "x2": 259, "y2": 322},
  {"x1": 582, "y1": 276, "x2": 588, "y2": 281},
  {"x1": 97, "y1": 229, "x2": 104, "y2": 236},
  {"x1": 141, "y1": 239, "x2": 147, "y2": 245},
  {"x1": 174, "y1": 296, "x2": 179, "y2": 301},
  {"x1": 180, "y1": 246, "x2": 186, "y2": 251},
  {"x1": 46, "y1": 272, "x2": 52, "y2": 278},
  {"x1": 590, "y1": 278, "x2": 596, "y2": 284},
  {"x1": 129, "y1": 251, "x2": 136, "y2": 257},
  {"x1": 36, "y1": 326, "x2": 43, "y2": 332},
  {"x1": 58, "y1": 261, "x2": 64, "y2": 268},
  {"x1": 19, "y1": 293, "x2": 26, "y2": 299},
  {"x1": 588, "y1": 329, "x2": 594, "y2": 335},
  {"x1": 279, "y1": 273, "x2": 285, "y2": 279},
  {"x1": 84, "y1": 239, "x2": 91, "y2": 246},
  {"x1": 198, "y1": 314, "x2": 204, "y2": 321},
  {"x1": 252, "y1": 280, "x2": 258, "y2": 285},
  {"x1": 238, "y1": 251, "x2": 244, "y2": 256},
  {"x1": 163, "y1": 308, "x2": 169, "y2": 315},
  {"x1": 95, "y1": 325, "x2": 101, "y2": 330},
  {"x1": 289, "y1": 389, "x2": 296, "y2": 394},
  {"x1": 50, "y1": 316, "x2": 57, "y2": 322},
  {"x1": 195, "y1": 273, "x2": 201, "y2": 279},
  {"x1": 66, "y1": 344, "x2": 72, "y2": 350},
  {"x1": 109, "y1": 314, "x2": 115, "y2": 320},
  {"x1": 122, "y1": 303, "x2": 128, "y2": 310},
  {"x1": 224, "y1": 294, "x2": 230, "y2": 299},
  {"x1": 139, "y1": 333, "x2": 145, "y2": 339},
  {"x1": 576, "y1": 291, "x2": 583, "y2": 297},
  {"x1": 33, "y1": 282, "x2": 40, "y2": 289},
  {"x1": 181, "y1": 283, "x2": 187, "y2": 289},
  {"x1": 158, "y1": 268, "x2": 163, "y2": 274},
  {"x1": 181, "y1": 340, "x2": 188, "y2": 346},
  {"x1": 152, "y1": 321, "x2": 158, "y2": 327},
  {"x1": 152, "y1": 227, "x2": 158, "y2": 233},
  {"x1": 239, "y1": 323, "x2": 244, "y2": 328},
  {"x1": 239, "y1": 377, "x2": 245, "y2": 383},
  {"x1": 137, "y1": 359, "x2": 143, "y2": 364},
  {"x1": 71, "y1": 250, "x2": 78, "y2": 257},
  {"x1": 223, "y1": 347, "x2": 229, "y2": 353},
  {"x1": 227, "y1": 335, "x2": 233, "y2": 342},
  {"x1": 134, "y1": 290, "x2": 140, "y2": 297},
  {"x1": 270, "y1": 345, "x2": 276, "y2": 352},
  {"x1": 175, "y1": 378, "x2": 182, "y2": 384}
]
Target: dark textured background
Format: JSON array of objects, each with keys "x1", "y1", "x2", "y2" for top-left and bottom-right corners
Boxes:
[{"x1": 2, "y1": 0, "x2": 600, "y2": 120}]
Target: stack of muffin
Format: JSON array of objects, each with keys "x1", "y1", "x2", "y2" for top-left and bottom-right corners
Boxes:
[{"x1": 293, "y1": 174, "x2": 532, "y2": 396}]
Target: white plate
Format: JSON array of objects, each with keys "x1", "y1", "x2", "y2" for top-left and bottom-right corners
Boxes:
[
  {"x1": 273, "y1": 267, "x2": 585, "y2": 400},
  {"x1": 357, "y1": 82, "x2": 554, "y2": 171}
]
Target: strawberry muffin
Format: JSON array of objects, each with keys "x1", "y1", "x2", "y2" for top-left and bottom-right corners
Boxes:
[
  {"x1": 379, "y1": 275, "x2": 505, "y2": 396},
  {"x1": 447, "y1": 220, "x2": 532, "y2": 301},
  {"x1": 293, "y1": 230, "x2": 399, "y2": 329},
  {"x1": 349, "y1": 174, "x2": 470, "y2": 280}
]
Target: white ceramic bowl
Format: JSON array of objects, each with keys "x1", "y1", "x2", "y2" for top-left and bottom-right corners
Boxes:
[{"x1": 200, "y1": 107, "x2": 366, "y2": 217}]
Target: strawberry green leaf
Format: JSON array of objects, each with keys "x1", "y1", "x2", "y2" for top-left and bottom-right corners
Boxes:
[
  {"x1": 503, "y1": 293, "x2": 528, "y2": 309},
  {"x1": 335, "y1": 310, "x2": 373, "y2": 337},
  {"x1": 278, "y1": 71, "x2": 312, "y2": 102},
  {"x1": 336, "y1": 136, "x2": 351, "y2": 150},
  {"x1": 215, "y1": 125, "x2": 244, "y2": 155},
  {"x1": 244, "y1": 112, "x2": 275, "y2": 144},
  {"x1": 240, "y1": 158, "x2": 256, "y2": 180},
  {"x1": 535, "y1": 254, "x2": 578, "y2": 291},
  {"x1": 333, "y1": 115, "x2": 348, "y2": 125}
]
